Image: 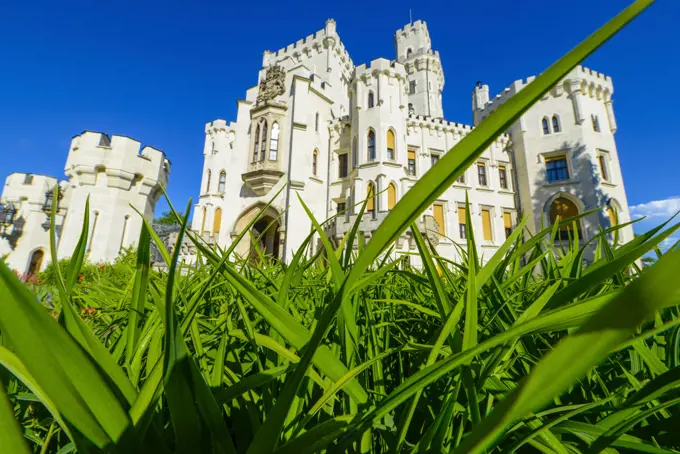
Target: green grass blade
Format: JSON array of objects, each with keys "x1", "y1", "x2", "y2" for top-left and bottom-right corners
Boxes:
[
  {"x1": 0, "y1": 377, "x2": 31, "y2": 454},
  {"x1": 126, "y1": 218, "x2": 151, "y2": 362}
]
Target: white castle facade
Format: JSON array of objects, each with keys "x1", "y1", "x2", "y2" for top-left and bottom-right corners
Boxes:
[{"x1": 0, "y1": 19, "x2": 633, "y2": 274}]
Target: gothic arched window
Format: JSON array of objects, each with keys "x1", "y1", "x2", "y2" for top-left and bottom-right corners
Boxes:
[
  {"x1": 366, "y1": 181, "x2": 375, "y2": 212},
  {"x1": 549, "y1": 197, "x2": 581, "y2": 241},
  {"x1": 552, "y1": 115, "x2": 561, "y2": 133},
  {"x1": 312, "y1": 149, "x2": 319, "y2": 176},
  {"x1": 387, "y1": 183, "x2": 397, "y2": 210},
  {"x1": 218, "y1": 170, "x2": 226, "y2": 193},
  {"x1": 542, "y1": 117, "x2": 550, "y2": 135},
  {"x1": 269, "y1": 122, "x2": 279, "y2": 160},
  {"x1": 253, "y1": 125, "x2": 260, "y2": 162},
  {"x1": 367, "y1": 129, "x2": 376, "y2": 161},
  {"x1": 260, "y1": 120, "x2": 268, "y2": 160},
  {"x1": 406, "y1": 48, "x2": 413, "y2": 59},
  {"x1": 213, "y1": 208, "x2": 222, "y2": 235},
  {"x1": 368, "y1": 91, "x2": 375, "y2": 108},
  {"x1": 205, "y1": 170, "x2": 211, "y2": 193},
  {"x1": 386, "y1": 129, "x2": 396, "y2": 160}
]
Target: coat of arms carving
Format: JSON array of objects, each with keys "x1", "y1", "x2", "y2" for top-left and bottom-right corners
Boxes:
[{"x1": 257, "y1": 65, "x2": 286, "y2": 105}]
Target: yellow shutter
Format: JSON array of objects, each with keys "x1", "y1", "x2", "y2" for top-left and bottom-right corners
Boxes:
[
  {"x1": 213, "y1": 208, "x2": 222, "y2": 235},
  {"x1": 482, "y1": 209, "x2": 492, "y2": 241},
  {"x1": 387, "y1": 183, "x2": 396, "y2": 210},
  {"x1": 433, "y1": 204, "x2": 445, "y2": 235},
  {"x1": 387, "y1": 130, "x2": 395, "y2": 149},
  {"x1": 504, "y1": 212, "x2": 512, "y2": 229},
  {"x1": 608, "y1": 206, "x2": 617, "y2": 226},
  {"x1": 366, "y1": 183, "x2": 375, "y2": 211},
  {"x1": 408, "y1": 149, "x2": 415, "y2": 160},
  {"x1": 458, "y1": 206, "x2": 466, "y2": 224}
]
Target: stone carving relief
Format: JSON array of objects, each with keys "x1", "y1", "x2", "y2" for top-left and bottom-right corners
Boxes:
[{"x1": 257, "y1": 65, "x2": 286, "y2": 106}]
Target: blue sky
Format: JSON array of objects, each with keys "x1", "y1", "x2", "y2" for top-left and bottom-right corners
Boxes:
[{"x1": 0, "y1": 0, "x2": 677, "y2": 244}]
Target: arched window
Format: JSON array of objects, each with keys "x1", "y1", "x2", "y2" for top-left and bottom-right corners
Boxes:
[
  {"x1": 205, "y1": 169, "x2": 211, "y2": 193},
  {"x1": 368, "y1": 91, "x2": 375, "y2": 108},
  {"x1": 312, "y1": 149, "x2": 318, "y2": 176},
  {"x1": 260, "y1": 120, "x2": 268, "y2": 160},
  {"x1": 28, "y1": 249, "x2": 44, "y2": 275},
  {"x1": 549, "y1": 197, "x2": 581, "y2": 240},
  {"x1": 366, "y1": 182, "x2": 375, "y2": 212},
  {"x1": 552, "y1": 115, "x2": 561, "y2": 133},
  {"x1": 201, "y1": 207, "x2": 207, "y2": 235},
  {"x1": 607, "y1": 205, "x2": 617, "y2": 227},
  {"x1": 386, "y1": 129, "x2": 395, "y2": 160},
  {"x1": 269, "y1": 122, "x2": 279, "y2": 160},
  {"x1": 387, "y1": 183, "x2": 397, "y2": 210},
  {"x1": 367, "y1": 130, "x2": 376, "y2": 161},
  {"x1": 542, "y1": 117, "x2": 551, "y2": 135},
  {"x1": 408, "y1": 103, "x2": 414, "y2": 114},
  {"x1": 253, "y1": 124, "x2": 260, "y2": 162},
  {"x1": 406, "y1": 48, "x2": 413, "y2": 59},
  {"x1": 352, "y1": 137, "x2": 358, "y2": 169},
  {"x1": 218, "y1": 170, "x2": 226, "y2": 193},
  {"x1": 315, "y1": 112, "x2": 319, "y2": 132},
  {"x1": 213, "y1": 208, "x2": 222, "y2": 236}
]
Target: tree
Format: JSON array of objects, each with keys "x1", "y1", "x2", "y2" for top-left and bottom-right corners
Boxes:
[{"x1": 154, "y1": 210, "x2": 182, "y2": 226}]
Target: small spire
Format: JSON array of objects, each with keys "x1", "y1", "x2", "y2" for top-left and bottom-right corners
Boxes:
[{"x1": 409, "y1": 8, "x2": 413, "y2": 25}]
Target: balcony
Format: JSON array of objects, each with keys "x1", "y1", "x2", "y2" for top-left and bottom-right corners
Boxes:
[{"x1": 242, "y1": 159, "x2": 285, "y2": 196}]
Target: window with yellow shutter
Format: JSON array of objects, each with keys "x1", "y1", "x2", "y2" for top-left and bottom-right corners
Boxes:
[
  {"x1": 458, "y1": 206, "x2": 467, "y2": 239},
  {"x1": 213, "y1": 208, "x2": 222, "y2": 236},
  {"x1": 607, "y1": 206, "x2": 617, "y2": 227},
  {"x1": 408, "y1": 149, "x2": 416, "y2": 175},
  {"x1": 387, "y1": 130, "x2": 396, "y2": 160},
  {"x1": 504, "y1": 212, "x2": 512, "y2": 239},
  {"x1": 433, "y1": 204, "x2": 445, "y2": 235},
  {"x1": 387, "y1": 183, "x2": 396, "y2": 210},
  {"x1": 366, "y1": 182, "x2": 375, "y2": 212},
  {"x1": 482, "y1": 209, "x2": 492, "y2": 241}
]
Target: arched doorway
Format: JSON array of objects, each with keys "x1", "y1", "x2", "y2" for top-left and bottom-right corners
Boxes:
[
  {"x1": 28, "y1": 249, "x2": 45, "y2": 275},
  {"x1": 549, "y1": 197, "x2": 582, "y2": 241},
  {"x1": 233, "y1": 204, "x2": 282, "y2": 261}
]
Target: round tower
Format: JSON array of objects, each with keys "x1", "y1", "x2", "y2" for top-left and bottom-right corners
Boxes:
[
  {"x1": 58, "y1": 131, "x2": 170, "y2": 263},
  {"x1": 395, "y1": 20, "x2": 445, "y2": 118}
]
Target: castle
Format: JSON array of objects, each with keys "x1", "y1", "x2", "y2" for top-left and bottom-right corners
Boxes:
[{"x1": 0, "y1": 19, "x2": 633, "y2": 274}]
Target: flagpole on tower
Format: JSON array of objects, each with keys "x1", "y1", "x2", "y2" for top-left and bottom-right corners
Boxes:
[{"x1": 409, "y1": 8, "x2": 413, "y2": 25}]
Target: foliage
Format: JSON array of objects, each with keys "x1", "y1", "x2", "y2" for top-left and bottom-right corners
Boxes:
[
  {"x1": 155, "y1": 210, "x2": 184, "y2": 226},
  {"x1": 1, "y1": 2, "x2": 678, "y2": 453}
]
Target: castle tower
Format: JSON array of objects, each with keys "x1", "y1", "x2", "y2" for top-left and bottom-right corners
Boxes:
[
  {"x1": 473, "y1": 66, "x2": 634, "y2": 252},
  {"x1": 395, "y1": 20, "x2": 445, "y2": 118},
  {"x1": 57, "y1": 132, "x2": 170, "y2": 264},
  {"x1": 350, "y1": 58, "x2": 408, "y2": 217},
  {"x1": 0, "y1": 173, "x2": 68, "y2": 274}
]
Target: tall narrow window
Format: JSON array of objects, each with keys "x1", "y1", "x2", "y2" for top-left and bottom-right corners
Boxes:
[
  {"x1": 312, "y1": 149, "x2": 319, "y2": 176},
  {"x1": 387, "y1": 183, "x2": 396, "y2": 210},
  {"x1": 201, "y1": 207, "x2": 207, "y2": 235},
  {"x1": 120, "y1": 215, "x2": 130, "y2": 252},
  {"x1": 482, "y1": 209, "x2": 492, "y2": 241},
  {"x1": 352, "y1": 137, "x2": 358, "y2": 169},
  {"x1": 499, "y1": 165, "x2": 508, "y2": 189},
  {"x1": 431, "y1": 153, "x2": 440, "y2": 167},
  {"x1": 592, "y1": 114, "x2": 601, "y2": 132},
  {"x1": 550, "y1": 197, "x2": 581, "y2": 240},
  {"x1": 504, "y1": 212, "x2": 512, "y2": 239},
  {"x1": 457, "y1": 172, "x2": 466, "y2": 184},
  {"x1": 205, "y1": 169, "x2": 212, "y2": 193},
  {"x1": 387, "y1": 130, "x2": 395, "y2": 160},
  {"x1": 337, "y1": 202, "x2": 346, "y2": 214},
  {"x1": 218, "y1": 170, "x2": 226, "y2": 193},
  {"x1": 607, "y1": 205, "x2": 617, "y2": 227},
  {"x1": 253, "y1": 124, "x2": 260, "y2": 162},
  {"x1": 367, "y1": 130, "x2": 376, "y2": 160},
  {"x1": 552, "y1": 115, "x2": 561, "y2": 133},
  {"x1": 545, "y1": 156, "x2": 569, "y2": 182},
  {"x1": 87, "y1": 211, "x2": 100, "y2": 253},
  {"x1": 368, "y1": 92, "x2": 375, "y2": 108},
  {"x1": 542, "y1": 117, "x2": 550, "y2": 135},
  {"x1": 458, "y1": 206, "x2": 467, "y2": 240},
  {"x1": 315, "y1": 112, "x2": 319, "y2": 132},
  {"x1": 433, "y1": 203, "x2": 445, "y2": 235},
  {"x1": 409, "y1": 80, "x2": 416, "y2": 94},
  {"x1": 598, "y1": 154, "x2": 609, "y2": 181},
  {"x1": 366, "y1": 182, "x2": 375, "y2": 212},
  {"x1": 408, "y1": 149, "x2": 416, "y2": 176},
  {"x1": 339, "y1": 153, "x2": 349, "y2": 178},
  {"x1": 260, "y1": 120, "x2": 268, "y2": 160},
  {"x1": 269, "y1": 122, "x2": 279, "y2": 160},
  {"x1": 477, "y1": 162, "x2": 487, "y2": 186},
  {"x1": 213, "y1": 208, "x2": 222, "y2": 236},
  {"x1": 406, "y1": 48, "x2": 413, "y2": 59}
]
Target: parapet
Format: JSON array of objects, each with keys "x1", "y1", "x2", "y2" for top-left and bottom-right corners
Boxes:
[
  {"x1": 395, "y1": 20, "x2": 430, "y2": 40},
  {"x1": 355, "y1": 58, "x2": 407, "y2": 80},
  {"x1": 65, "y1": 131, "x2": 170, "y2": 188},
  {"x1": 2, "y1": 173, "x2": 59, "y2": 204},
  {"x1": 407, "y1": 114, "x2": 473, "y2": 135}
]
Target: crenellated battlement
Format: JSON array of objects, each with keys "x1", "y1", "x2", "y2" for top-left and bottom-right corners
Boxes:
[
  {"x1": 205, "y1": 119, "x2": 232, "y2": 135},
  {"x1": 476, "y1": 65, "x2": 615, "y2": 118},
  {"x1": 407, "y1": 114, "x2": 473, "y2": 134},
  {"x1": 2, "y1": 173, "x2": 59, "y2": 205},
  {"x1": 262, "y1": 19, "x2": 354, "y2": 72},
  {"x1": 355, "y1": 58, "x2": 407, "y2": 81},
  {"x1": 395, "y1": 20, "x2": 430, "y2": 40},
  {"x1": 65, "y1": 131, "x2": 170, "y2": 191}
]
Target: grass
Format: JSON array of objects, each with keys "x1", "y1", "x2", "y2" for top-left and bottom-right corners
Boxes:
[{"x1": 2, "y1": 1, "x2": 680, "y2": 452}]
